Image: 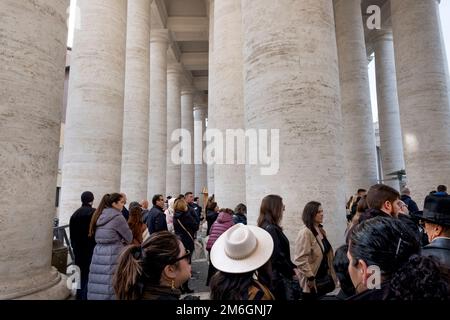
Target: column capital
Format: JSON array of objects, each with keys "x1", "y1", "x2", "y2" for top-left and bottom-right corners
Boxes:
[
  {"x1": 181, "y1": 86, "x2": 196, "y2": 96},
  {"x1": 167, "y1": 62, "x2": 184, "y2": 75},
  {"x1": 371, "y1": 28, "x2": 393, "y2": 44},
  {"x1": 194, "y1": 103, "x2": 208, "y2": 113},
  {"x1": 150, "y1": 29, "x2": 170, "y2": 44}
]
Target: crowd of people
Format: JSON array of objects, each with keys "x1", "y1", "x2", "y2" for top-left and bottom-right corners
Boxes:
[{"x1": 68, "y1": 183, "x2": 449, "y2": 301}]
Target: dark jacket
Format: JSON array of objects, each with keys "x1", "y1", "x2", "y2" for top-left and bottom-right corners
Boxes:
[
  {"x1": 141, "y1": 285, "x2": 181, "y2": 300},
  {"x1": 400, "y1": 195, "x2": 419, "y2": 213},
  {"x1": 233, "y1": 213, "x2": 247, "y2": 225},
  {"x1": 174, "y1": 210, "x2": 199, "y2": 252},
  {"x1": 188, "y1": 203, "x2": 201, "y2": 227},
  {"x1": 348, "y1": 282, "x2": 392, "y2": 300},
  {"x1": 261, "y1": 221, "x2": 296, "y2": 300},
  {"x1": 69, "y1": 205, "x2": 96, "y2": 272},
  {"x1": 146, "y1": 205, "x2": 168, "y2": 234},
  {"x1": 422, "y1": 237, "x2": 450, "y2": 269},
  {"x1": 206, "y1": 210, "x2": 219, "y2": 235},
  {"x1": 122, "y1": 206, "x2": 129, "y2": 221}
]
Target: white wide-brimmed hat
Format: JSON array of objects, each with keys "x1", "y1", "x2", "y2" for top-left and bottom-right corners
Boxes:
[{"x1": 210, "y1": 224, "x2": 274, "y2": 274}]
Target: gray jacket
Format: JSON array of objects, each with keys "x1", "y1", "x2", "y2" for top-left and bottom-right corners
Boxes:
[{"x1": 87, "y1": 208, "x2": 132, "y2": 300}]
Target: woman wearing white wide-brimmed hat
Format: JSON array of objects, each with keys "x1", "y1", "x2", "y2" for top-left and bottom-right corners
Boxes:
[{"x1": 209, "y1": 224, "x2": 275, "y2": 300}]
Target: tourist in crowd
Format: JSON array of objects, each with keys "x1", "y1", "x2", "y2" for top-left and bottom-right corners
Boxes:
[
  {"x1": 209, "y1": 224, "x2": 274, "y2": 300},
  {"x1": 417, "y1": 195, "x2": 450, "y2": 271},
  {"x1": 164, "y1": 197, "x2": 176, "y2": 233},
  {"x1": 205, "y1": 208, "x2": 235, "y2": 286},
  {"x1": 128, "y1": 205, "x2": 149, "y2": 245},
  {"x1": 294, "y1": 201, "x2": 337, "y2": 300},
  {"x1": 69, "y1": 191, "x2": 97, "y2": 300},
  {"x1": 146, "y1": 194, "x2": 168, "y2": 234},
  {"x1": 113, "y1": 231, "x2": 192, "y2": 300},
  {"x1": 206, "y1": 201, "x2": 220, "y2": 235},
  {"x1": 257, "y1": 195, "x2": 297, "y2": 300},
  {"x1": 87, "y1": 193, "x2": 132, "y2": 300},
  {"x1": 233, "y1": 203, "x2": 247, "y2": 225},
  {"x1": 400, "y1": 187, "x2": 419, "y2": 214},
  {"x1": 347, "y1": 216, "x2": 448, "y2": 300},
  {"x1": 173, "y1": 198, "x2": 198, "y2": 293}
]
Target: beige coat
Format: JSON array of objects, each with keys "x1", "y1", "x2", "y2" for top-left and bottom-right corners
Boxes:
[{"x1": 294, "y1": 225, "x2": 337, "y2": 293}]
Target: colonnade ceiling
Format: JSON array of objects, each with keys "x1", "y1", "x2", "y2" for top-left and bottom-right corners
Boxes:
[{"x1": 152, "y1": 0, "x2": 209, "y2": 92}]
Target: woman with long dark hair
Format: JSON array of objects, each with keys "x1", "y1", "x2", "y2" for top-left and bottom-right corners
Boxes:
[
  {"x1": 257, "y1": 195, "x2": 297, "y2": 300},
  {"x1": 128, "y1": 206, "x2": 148, "y2": 245},
  {"x1": 87, "y1": 193, "x2": 133, "y2": 300},
  {"x1": 294, "y1": 201, "x2": 337, "y2": 299},
  {"x1": 113, "y1": 231, "x2": 192, "y2": 300},
  {"x1": 347, "y1": 216, "x2": 448, "y2": 300}
]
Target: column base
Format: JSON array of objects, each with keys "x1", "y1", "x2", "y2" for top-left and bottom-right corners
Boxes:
[{"x1": 0, "y1": 267, "x2": 71, "y2": 300}]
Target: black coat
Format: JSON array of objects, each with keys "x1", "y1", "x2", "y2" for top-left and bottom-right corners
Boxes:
[
  {"x1": 422, "y1": 237, "x2": 450, "y2": 270},
  {"x1": 400, "y1": 195, "x2": 419, "y2": 213},
  {"x1": 260, "y1": 221, "x2": 296, "y2": 300},
  {"x1": 233, "y1": 213, "x2": 247, "y2": 225},
  {"x1": 206, "y1": 210, "x2": 219, "y2": 235},
  {"x1": 174, "y1": 210, "x2": 199, "y2": 252},
  {"x1": 69, "y1": 205, "x2": 96, "y2": 272},
  {"x1": 146, "y1": 205, "x2": 168, "y2": 234}
]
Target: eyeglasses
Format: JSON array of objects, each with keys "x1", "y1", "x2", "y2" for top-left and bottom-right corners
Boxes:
[{"x1": 172, "y1": 250, "x2": 191, "y2": 263}]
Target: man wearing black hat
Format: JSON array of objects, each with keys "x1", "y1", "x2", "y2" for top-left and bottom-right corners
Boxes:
[
  {"x1": 417, "y1": 195, "x2": 450, "y2": 269},
  {"x1": 69, "y1": 191, "x2": 97, "y2": 300}
]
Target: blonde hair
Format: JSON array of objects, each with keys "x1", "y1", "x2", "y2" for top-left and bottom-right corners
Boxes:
[{"x1": 173, "y1": 198, "x2": 188, "y2": 212}]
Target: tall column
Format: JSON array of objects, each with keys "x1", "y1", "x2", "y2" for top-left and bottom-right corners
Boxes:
[
  {"x1": 0, "y1": 0, "x2": 69, "y2": 299},
  {"x1": 121, "y1": 0, "x2": 152, "y2": 202},
  {"x1": 207, "y1": 0, "x2": 215, "y2": 196},
  {"x1": 61, "y1": 0, "x2": 127, "y2": 224},
  {"x1": 166, "y1": 63, "x2": 183, "y2": 197},
  {"x1": 242, "y1": 0, "x2": 346, "y2": 247},
  {"x1": 194, "y1": 104, "x2": 208, "y2": 200},
  {"x1": 211, "y1": 0, "x2": 246, "y2": 208},
  {"x1": 391, "y1": 0, "x2": 450, "y2": 201},
  {"x1": 148, "y1": 29, "x2": 169, "y2": 199},
  {"x1": 373, "y1": 30, "x2": 405, "y2": 190},
  {"x1": 180, "y1": 88, "x2": 195, "y2": 194},
  {"x1": 334, "y1": 0, "x2": 378, "y2": 198}
]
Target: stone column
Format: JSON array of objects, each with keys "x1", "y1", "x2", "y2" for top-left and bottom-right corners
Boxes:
[
  {"x1": 61, "y1": 0, "x2": 127, "y2": 224},
  {"x1": 194, "y1": 104, "x2": 208, "y2": 200},
  {"x1": 166, "y1": 63, "x2": 183, "y2": 197},
  {"x1": 391, "y1": 0, "x2": 450, "y2": 201},
  {"x1": 211, "y1": 0, "x2": 246, "y2": 208},
  {"x1": 207, "y1": 0, "x2": 215, "y2": 196},
  {"x1": 180, "y1": 88, "x2": 195, "y2": 194},
  {"x1": 373, "y1": 29, "x2": 405, "y2": 190},
  {"x1": 242, "y1": 0, "x2": 346, "y2": 248},
  {"x1": 121, "y1": 0, "x2": 152, "y2": 202},
  {"x1": 334, "y1": 0, "x2": 378, "y2": 198},
  {"x1": 148, "y1": 29, "x2": 169, "y2": 199},
  {"x1": 0, "y1": 0, "x2": 69, "y2": 299}
]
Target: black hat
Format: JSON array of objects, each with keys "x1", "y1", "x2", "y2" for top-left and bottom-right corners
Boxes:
[
  {"x1": 413, "y1": 195, "x2": 450, "y2": 227},
  {"x1": 81, "y1": 191, "x2": 94, "y2": 204}
]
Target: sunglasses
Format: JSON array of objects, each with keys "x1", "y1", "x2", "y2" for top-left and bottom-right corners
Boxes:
[{"x1": 172, "y1": 250, "x2": 191, "y2": 263}]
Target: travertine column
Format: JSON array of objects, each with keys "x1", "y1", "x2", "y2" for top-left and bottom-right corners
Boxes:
[
  {"x1": 373, "y1": 30, "x2": 405, "y2": 190},
  {"x1": 0, "y1": 0, "x2": 69, "y2": 299},
  {"x1": 121, "y1": 0, "x2": 152, "y2": 202},
  {"x1": 211, "y1": 0, "x2": 246, "y2": 208},
  {"x1": 61, "y1": 0, "x2": 127, "y2": 224},
  {"x1": 194, "y1": 104, "x2": 208, "y2": 200},
  {"x1": 242, "y1": 0, "x2": 346, "y2": 248},
  {"x1": 334, "y1": 0, "x2": 378, "y2": 198},
  {"x1": 166, "y1": 63, "x2": 183, "y2": 197},
  {"x1": 207, "y1": 0, "x2": 215, "y2": 196},
  {"x1": 391, "y1": 0, "x2": 450, "y2": 201},
  {"x1": 148, "y1": 29, "x2": 169, "y2": 198},
  {"x1": 181, "y1": 88, "x2": 195, "y2": 194}
]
